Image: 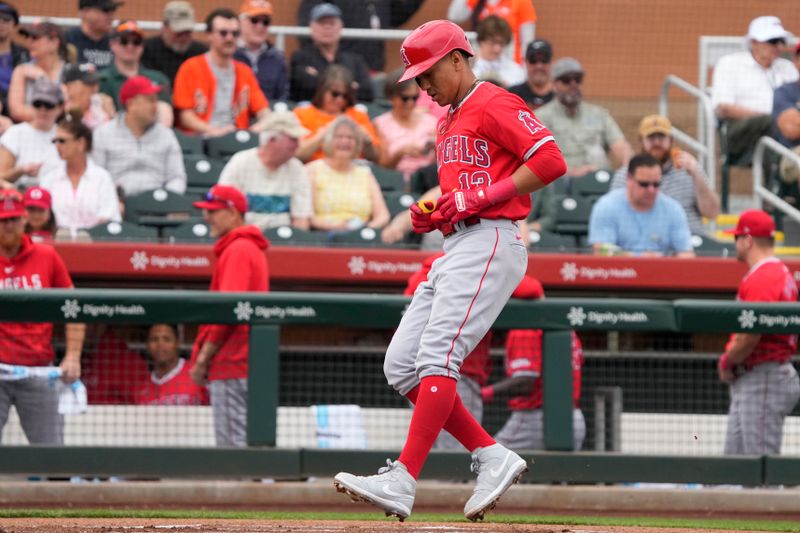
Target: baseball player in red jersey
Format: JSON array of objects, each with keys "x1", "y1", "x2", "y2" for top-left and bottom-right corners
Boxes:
[
  {"x1": 719, "y1": 209, "x2": 800, "y2": 455},
  {"x1": 0, "y1": 189, "x2": 85, "y2": 444},
  {"x1": 485, "y1": 282, "x2": 586, "y2": 450},
  {"x1": 137, "y1": 324, "x2": 209, "y2": 406},
  {"x1": 334, "y1": 20, "x2": 565, "y2": 521}
]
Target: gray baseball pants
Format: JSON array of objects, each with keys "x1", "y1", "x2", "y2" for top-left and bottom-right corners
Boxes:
[
  {"x1": 209, "y1": 378, "x2": 248, "y2": 447},
  {"x1": 0, "y1": 378, "x2": 63, "y2": 445},
  {"x1": 494, "y1": 408, "x2": 586, "y2": 451}
]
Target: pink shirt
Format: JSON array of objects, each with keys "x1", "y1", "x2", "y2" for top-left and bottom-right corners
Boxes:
[{"x1": 373, "y1": 110, "x2": 438, "y2": 181}]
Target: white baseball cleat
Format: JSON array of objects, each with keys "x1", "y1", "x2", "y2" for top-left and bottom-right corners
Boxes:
[
  {"x1": 333, "y1": 459, "x2": 416, "y2": 521},
  {"x1": 463, "y1": 443, "x2": 528, "y2": 521}
]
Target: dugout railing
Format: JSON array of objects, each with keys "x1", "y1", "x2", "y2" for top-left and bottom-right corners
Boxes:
[{"x1": 0, "y1": 289, "x2": 799, "y2": 486}]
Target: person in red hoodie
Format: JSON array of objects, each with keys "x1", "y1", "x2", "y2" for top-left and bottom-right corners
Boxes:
[
  {"x1": 0, "y1": 188, "x2": 85, "y2": 444},
  {"x1": 189, "y1": 184, "x2": 269, "y2": 446}
]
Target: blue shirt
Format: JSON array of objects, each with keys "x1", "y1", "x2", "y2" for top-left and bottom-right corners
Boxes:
[
  {"x1": 588, "y1": 188, "x2": 693, "y2": 255},
  {"x1": 233, "y1": 45, "x2": 289, "y2": 102},
  {"x1": 771, "y1": 81, "x2": 800, "y2": 148}
]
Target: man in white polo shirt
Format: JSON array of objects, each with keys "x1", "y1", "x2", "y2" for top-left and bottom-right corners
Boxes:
[{"x1": 712, "y1": 16, "x2": 798, "y2": 159}]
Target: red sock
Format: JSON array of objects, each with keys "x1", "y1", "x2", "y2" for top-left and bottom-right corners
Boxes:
[
  {"x1": 398, "y1": 376, "x2": 456, "y2": 479},
  {"x1": 404, "y1": 383, "x2": 495, "y2": 456}
]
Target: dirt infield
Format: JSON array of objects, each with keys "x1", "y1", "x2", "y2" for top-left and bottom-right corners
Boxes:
[{"x1": 0, "y1": 518, "x2": 782, "y2": 533}]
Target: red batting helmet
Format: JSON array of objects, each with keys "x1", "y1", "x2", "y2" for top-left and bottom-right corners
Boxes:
[{"x1": 398, "y1": 20, "x2": 474, "y2": 83}]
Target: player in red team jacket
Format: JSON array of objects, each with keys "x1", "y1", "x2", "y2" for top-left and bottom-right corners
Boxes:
[
  {"x1": 719, "y1": 209, "x2": 800, "y2": 455},
  {"x1": 334, "y1": 20, "x2": 566, "y2": 521},
  {"x1": 189, "y1": 185, "x2": 269, "y2": 446},
  {"x1": 0, "y1": 189, "x2": 85, "y2": 444},
  {"x1": 137, "y1": 324, "x2": 209, "y2": 406}
]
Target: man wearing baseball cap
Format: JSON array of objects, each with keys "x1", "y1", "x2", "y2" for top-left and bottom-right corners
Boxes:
[
  {"x1": 66, "y1": 0, "x2": 124, "y2": 68},
  {"x1": 99, "y1": 20, "x2": 173, "y2": 124},
  {"x1": 93, "y1": 76, "x2": 187, "y2": 196},
  {"x1": 218, "y1": 110, "x2": 313, "y2": 231},
  {"x1": 0, "y1": 189, "x2": 86, "y2": 445},
  {"x1": 189, "y1": 184, "x2": 269, "y2": 447},
  {"x1": 536, "y1": 57, "x2": 633, "y2": 177},
  {"x1": 712, "y1": 16, "x2": 798, "y2": 160},
  {"x1": 234, "y1": 1, "x2": 289, "y2": 102},
  {"x1": 141, "y1": 1, "x2": 208, "y2": 85},
  {"x1": 719, "y1": 209, "x2": 800, "y2": 455},
  {"x1": 609, "y1": 114, "x2": 720, "y2": 236},
  {"x1": 508, "y1": 39, "x2": 554, "y2": 111}
]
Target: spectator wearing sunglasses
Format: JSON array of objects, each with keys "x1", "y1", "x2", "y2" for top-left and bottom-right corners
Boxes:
[
  {"x1": 233, "y1": 0, "x2": 289, "y2": 103},
  {"x1": 294, "y1": 64, "x2": 379, "y2": 162},
  {"x1": 173, "y1": 8, "x2": 270, "y2": 137},
  {"x1": 471, "y1": 16, "x2": 525, "y2": 89},
  {"x1": 99, "y1": 21, "x2": 173, "y2": 127},
  {"x1": 63, "y1": 63, "x2": 115, "y2": 131},
  {"x1": 66, "y1": 0, "x2": 123, "y2": 69},
  {"x1": 141, "y1": 1, "x2": 208, "y2": 86},
  {"x1": 374, "y1": 69, "x2": 437, "y2": 184},
  {"x1": 8, "y1": 21, "x2": 67, "y2": 123},
  {"x1": 40, "y1": 110, "x2": 121, "y2": 236},
  {"x1": 508, "y1": 39, "x2": 554, "y2": 111},
  {"x1": 290, "y1": 2, "x2": 373, "y2": 104},
  {"x1": 536, "y1": 57, "x2": 632, "y2": 178},
  {"x1": 0, "y1": 78, "x2": 62, "y2": 188},
  {"x1": 0, "y1": 3, "x2": 29, "y2": 110},
  {"x1": 712, "y1": 16, "x2": 798, "y2": 161},
  {"x1": 588, "y1": 153, "x2": 693, "y2": 258}
]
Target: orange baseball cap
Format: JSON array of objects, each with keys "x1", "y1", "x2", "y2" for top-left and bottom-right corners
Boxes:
[{"x1": 239, "y1": 0, "x2": 272, "y2": 17}]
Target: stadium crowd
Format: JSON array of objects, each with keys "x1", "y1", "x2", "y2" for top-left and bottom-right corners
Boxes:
[{"x1": 0, "y1": 0, "x2": 797, "y2": 456}]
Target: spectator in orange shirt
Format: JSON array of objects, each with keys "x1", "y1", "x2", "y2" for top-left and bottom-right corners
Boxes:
[
  {"x1": 447, "y1": 0, "x2": 537, "y2": 64},
  {"x1": 173, "y1": 8, "x2": 270, "y2": 136},
  {"x1": 294, "y1": 65, "x2": 379, "y2": 162},
  {"x1": 137, "y1": 324, "x2": 209, "y2": 406}
]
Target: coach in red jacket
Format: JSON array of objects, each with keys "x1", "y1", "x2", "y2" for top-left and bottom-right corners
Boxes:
[
  {"x1": 190, "y1": 185, "x2": 269, "y2": 447},
  {"x1": 0, "y1": 189, "x2": 85, "y2": 444}
]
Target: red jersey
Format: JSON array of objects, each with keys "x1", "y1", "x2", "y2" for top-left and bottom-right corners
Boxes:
[
  {"x1": 83, "y1": 330, "x2": 150, "y2": 404},
  {"x1": 191, "y1": 225, "x2": 269, "y2": 381},
  {"x1": 435, "y1": 82, "x2": 556, "y2": 221},
  {"x1": 504, "y1": 329, "x2": 583, "y2": 410},
  {"x1": 733, "y1": 257, "x2": 798, "y2": 367},
  {"x1": 136, "y1": 358, "x2": 209, "y2": 406},
  {"x1": 0, "y1": 236, "x2": 73, "y2": 366},
  {"x1": 404, "y1": 252, "x2": 491, "y2": 385}
]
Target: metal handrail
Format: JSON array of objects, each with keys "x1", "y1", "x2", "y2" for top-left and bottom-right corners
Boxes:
[
  {"x1": 658, "y1": 74, "x2": 717, "y2": 188},
  {"x1": 752, "y1": 136, "x2": 800, "y2": 224}
]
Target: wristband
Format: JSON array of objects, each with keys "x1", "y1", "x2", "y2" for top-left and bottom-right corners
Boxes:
[
  {"x1": 485, "y1": 178, "x2": 519, "y2": 205},
  {"x1": 718, "y1": 354, "x2": 734, "y2": 370},
  {"x1": 480, "y1": 385, "x2": 495, "y2": 403}
]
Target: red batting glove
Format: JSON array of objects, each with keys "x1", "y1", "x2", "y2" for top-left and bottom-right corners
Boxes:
[
  {"x1": 410, "y1": 202, "x2": 436, "y2": 234},
  {"x1": 430, "y1": 211, "x2": 453, "y2": 236},
  {"x1": 437, "y1": 189, "x2": 492, "y2": 223},
  {"x1": 480, "y1": 385, "x2": 495, "y2": 403}
]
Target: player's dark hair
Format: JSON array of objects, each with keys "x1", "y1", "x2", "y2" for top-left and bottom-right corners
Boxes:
[
  {"x1": 56, "y1": 110, "x2": 93, "y2": 152},
  {"x1": 627, "y1": 153, "x2": 660, "y2": 177},
  {"x1": 205, "y1": 8, "x2": 238, "y2": 33},
  {"x1": 476, "y1": 15, "x2": 512, "y2": 45},
  {"x1": 148, "y1": 323, "x2": 179, "y2": 338},
  {"x1": 384, "y1": 68, "x2": 417, "y2": 99},
  {"x1": 24, "y1": 205, "x2": 57, "y2": 236}
]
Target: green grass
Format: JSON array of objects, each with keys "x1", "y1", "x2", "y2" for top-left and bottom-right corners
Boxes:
[{"x1": 0, "y1": 509, "x2": 797, "y2": 532}]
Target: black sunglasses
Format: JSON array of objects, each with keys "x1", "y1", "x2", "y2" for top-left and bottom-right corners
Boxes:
[
  {"x1": 118, "y1": 36, "x2": 143, "y2": 46},
  {"x1": 399, "y1": 94, "x2": 419, "y2": 103},
  {"x1": 329, "y1": 90, "x2": 349, "y2": 100},
  {"x1": 527, "y1": 56, "x2": 550, "y2": 65},
  {"x1": 250, "y1": 16, "x2": 271, "y2": 26},
  {"x1": 216, "y1": 29, "x2": 240, "y2": 38},
  {"x1": 100, "y1": 6, "x2": 117, "y2": 13},
  {"x1": 766, "y1": 38, "x2": 785, "y2": 46},
  {"x1": 32, "y1": 100, "x2": 57, "y2": 110},
  {"x1": 0, "y1": 14, "x2": 14, "y2": 23},
  {"x1": 52, "y1": 137, "x2": 72, "y2": 145},
  {"x1": 635, "y1": 180, "x2": 661, "y2": 189},
  {"x1": 558, "y1": 74, "x2": 583, "y2": 84}
]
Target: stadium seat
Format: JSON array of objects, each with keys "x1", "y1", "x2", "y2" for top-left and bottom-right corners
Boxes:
[
  {"x1": 553, "y1": 195, "x2": 594, "y2": 236},
  {"x1": 690, "y1": 234, "x2": 734, "y2": 257},
  {"x1": 368, "y1": 162, "x2": 405, "y2": 192},
  {"x1": 329, "y1": 227, "x2": 383, "y2": 247},
  {"x1": 263, "y1": 225, "x2": 328, "y2": 246},
  {"x1": 184, "y1": 154, "x2": 225, "y2": 189},
  {"x1": 124, "y1": 189, "x2": 195, "y2": 228},
  {"x1": 87, "y1": 221, "x2": 159, "y2": 242},
  {"x1": 162, "y1": 220, "x2": 215, "y2": 243},
  {"x1": 383, "y1": 191, "x2": 417, "y2": 217},
  {"x1": 570, "y1": 169, "x2": 613, "y2": 198},
  {"x1": 527, "y1": 229, "x2": 577, "y2": 253},
  {"x1": 205, "y1": 129, "x2": 259, "y2": 160},
  {"x1": 173, "y1": 129, "x2": 203, "y2": 155}
]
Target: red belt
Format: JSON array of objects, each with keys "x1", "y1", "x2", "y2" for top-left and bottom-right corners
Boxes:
[{"x1": 441, "y1": 216, "x2": 481, "y2": 237}]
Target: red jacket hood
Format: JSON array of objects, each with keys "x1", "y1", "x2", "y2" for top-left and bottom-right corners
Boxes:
[{"x1": 214, "y1": 225, "x2": 269, "y2": 256}]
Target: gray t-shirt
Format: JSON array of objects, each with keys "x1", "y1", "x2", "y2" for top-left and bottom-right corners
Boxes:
[{"x1": 207, "y1": 55, "x2": 235, "y2": 127}]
